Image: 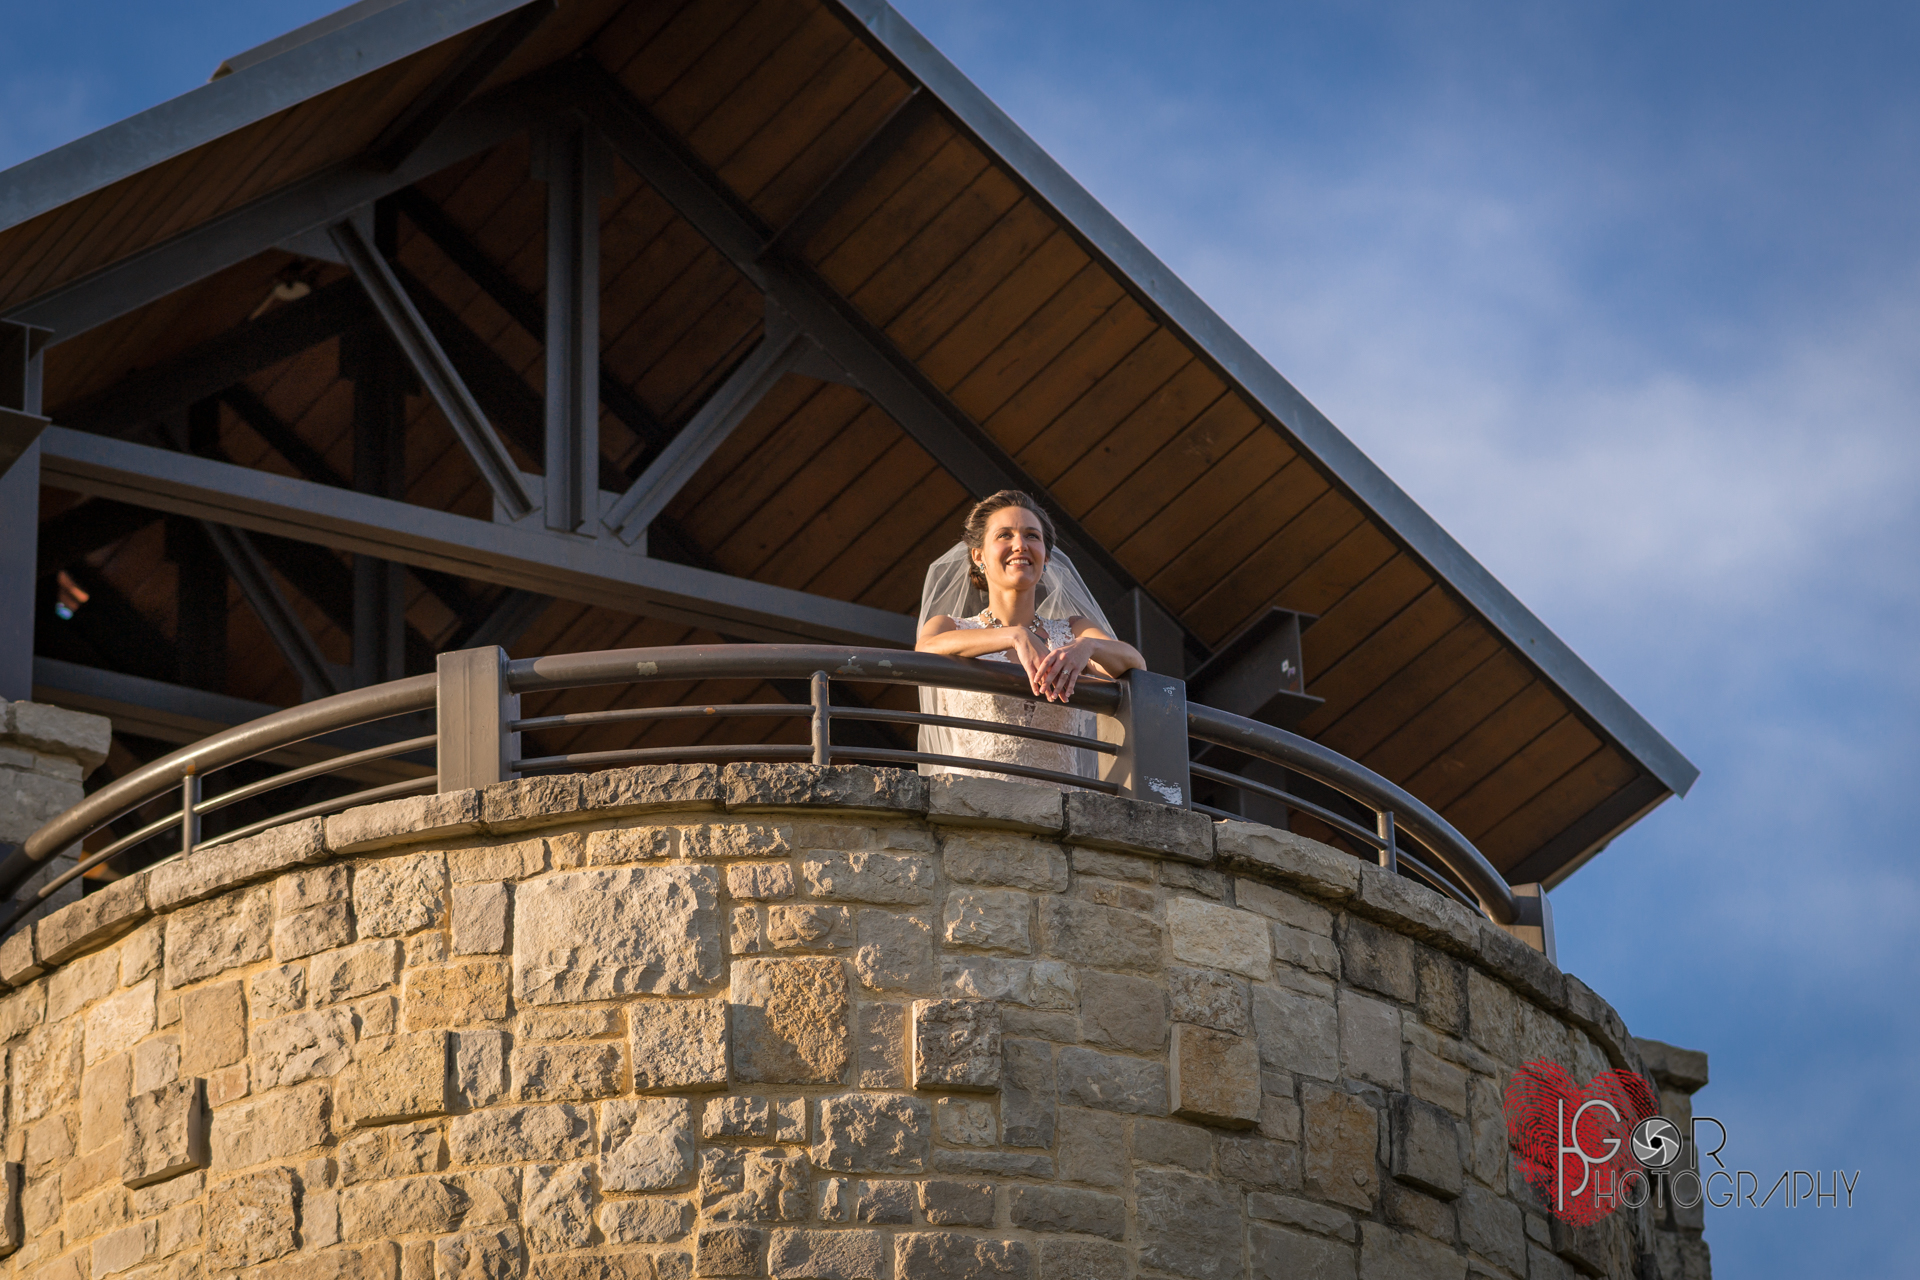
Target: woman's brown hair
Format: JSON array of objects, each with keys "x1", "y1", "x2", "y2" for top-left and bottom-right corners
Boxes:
[{"x1": 962, "y1": 490, "x2": 1055, "y2": 591}]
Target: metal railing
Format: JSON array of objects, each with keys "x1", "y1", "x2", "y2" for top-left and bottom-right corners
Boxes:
[{"x1": 0, "y1": 645, "x2": 1518, "y2": 933}]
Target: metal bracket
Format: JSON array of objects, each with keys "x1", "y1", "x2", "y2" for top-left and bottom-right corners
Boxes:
[
  {"x1": 1100, "y1": 668, "x2": 1192, "y2": 807},
  {"x1": 437, "y1": 645, "x2": 519, "y2": 790}
]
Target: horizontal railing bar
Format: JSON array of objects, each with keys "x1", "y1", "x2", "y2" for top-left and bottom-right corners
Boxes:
[
  {"x1": 1189, "y1": 761, "x2": 1386, "y2": 850},
  {"x1": 1186, "y1": 703, "x2": 1515, "y2": 924},
  {"x1": 26, "y1": 807, "x2": 184, "y2": 908},
  {"x1": 515, "y1": 743, "x2": 814, "y2": 772},
  {"x1": 195, "y1": 735, "x2": 438, "y2": 819},
  {"x1": 195, "y1": 776, "x2": 437, "y2": 852},
  {"x1": 829, "y1": 706, "x2": 1115, "y2": 754},
  {"x1": 506, "y1": 644, "x2": 1123, "y2": 713},
  {"x1": 20, "y1": 674, "x2": 438, "y2": 863},
  {"x1": 512, "y1": 704, "x2": 810, "y2": 732},
  {"x1": 1190, "y1": 800, "x2": 1238, "y2": 821},
  {"x1": 836, "y1": 746, "x2": 1120, "y2": 795},
  {"x1": 1397, "y1": 848, "x2": 1479, "y2": 911}
]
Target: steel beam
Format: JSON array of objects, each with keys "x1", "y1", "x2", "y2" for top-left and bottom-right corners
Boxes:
[
  {"x1": 220, "y1": 384, "x2": 346, "y2": 488},
  {"x1": 343, "y1": 328, "x2": 410, "y2": 687},
  {"x1": 40, "y1": 428, "x2": 916, "y2": 647},
  {"x1": 457, "y1": 589, "x2": 549, "y2": 652},
  {"x1": 5, "y1": 66, "x2": 571, "y2": 341},
  {"x1": 768, "y1": 89, "x2": 934, "y2": 256},
  {"x1": 602, "y1": 309, "x2": 813, "y2": 545},
  {"x1": 165, "y1": 517, "x2": 228, "y2": 692},
  {"x1": 531, "y1": 119, "x2": 609, "y2": 534},
  {"x1": 367, "y1": 0, "x2": 555, "y2": 172},
  {"x1": 0, "y1": 322, "x2": 47, "y2": 701},
  {"x1": 330, "y1": 216, "x2": 533, "y2": 519},
  {"x1": 199, "y1": 520, "x2": 345, "y2": 701}
]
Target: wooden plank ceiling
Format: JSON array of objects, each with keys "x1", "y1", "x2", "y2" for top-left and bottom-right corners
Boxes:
[{"x1": 19, "y1": 0, "x2": 1670, "y2": 881}]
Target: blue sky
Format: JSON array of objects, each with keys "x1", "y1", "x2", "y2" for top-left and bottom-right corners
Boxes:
[{"x1": 4, "y1": 2, "x2": 1915, "y2": 1274}]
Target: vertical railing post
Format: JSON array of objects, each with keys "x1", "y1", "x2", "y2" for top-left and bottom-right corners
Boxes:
[
  {"x1": 1100, "y1": 668, "x2": 1192, "y2": 807},
  {"x1": 810, "y1": 670, "x2": 831, "y2": 766},
  {"x1": 1503, "y1": 883, "x2": 1557, "y2": 965},
  {"x1": 437, "y1": 646, "x2": 519, "y2": 791},
  {"x1": 1376, "y1": 810, "x2": 1398, "y2": 875},
  {"x1": 180, "y1": 770, "x2": 201, "y2": 857}
]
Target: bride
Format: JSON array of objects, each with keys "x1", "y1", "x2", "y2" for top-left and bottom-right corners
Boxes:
[{"x1": 914, "y1": 490, "x2": 1145, "y2": 788}]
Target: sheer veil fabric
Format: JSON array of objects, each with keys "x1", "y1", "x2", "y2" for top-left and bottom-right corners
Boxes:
[{"x1": 914, "y1": 541, "x2": 1117, "y2": 789}]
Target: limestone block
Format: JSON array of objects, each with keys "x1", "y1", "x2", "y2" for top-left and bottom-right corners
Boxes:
[
  {"x1": 1249, "y1": 1225, "x2": 1356, "y2": 1280},
  {"x1": 1247, "y1": 1191, "x2": 1355, "y2": 1240},
  {"x1": 451, "y1": 1028, "x2": 510, "y2": 1110},
  {"x1": 447, "y1": 837, "x2": 547, "y2": 883},
  {"x1": 1136, "y1": 1168, "x2": 1242, "y2": 1280},
  {"x1": 162, "y1": 885, "x2": 270, "y2": 987},
  {"x1": 584, "y1": 825, "x2": 675, "y2": 864},
  {"x1": 512, "y1": 1042, "x2": 625, "y2": 1102},
  {"x1": 894, "y1": 1233, "x2": 1030, "y2": 1278},
  {"x1": 48, "y1": 944, "x2": 116, "y2": 1019},
  {"x1": 267, "y1": 898, "x2": 356, "y2": 961},
  {"x1": 437, "y1": 1226, "x2": 524, "y2": 1280},
  {"x1": 5, "y1": 699, "x2": 111, "y2": 768},
  {"x1": 406, "y1": 960, "x2": 512, "y2": 1027},
  {"x1": 853, "y1": 1003, "x2": 905, "y2": 1089},
  {"x1": 698, "y1": 1224, "x2": 768, "y2": 1277},
  {"x1": 600, "y1": 1197, "x2": 689, "y2": 1243},
  {"x1": 726, "y1": 862, "x2": 794, "y2": 900},
  {"x1": 701, "y1": 1096, "x2": 805, "y2": 1144},
  {"x1": 84, "y1": 978, "x2": 156, "y2": 1066},
  {"x1": 1302, "y1": 1083, "x2": 1380, "y2": 1211},
  {"x1": 1337, "y1": 916, "x2": 1416, "y2": 1003},
  {"x1": 1001, "y1": 1038, "x2": 1056, "y2": 1149},
  {"x1": 1171, "y1": 1025, "x2": 1261, "y2": 1128},
  {"x1": 934, "y1": 1098, "x2": 995, "y2": 1147},
  {"x1": 449, "y1": 1103, "x2": 593, "y2": 1166},
  {"x1": 1407, "y1": 1046, "x2": 1468, "y2": 1118},
  {"x1": 731, "y1": 958, "x2": 849, "y2": 1085},
  {"x1": 524, "y1": 1007, "x2": 621, "y2": 1039},
  {"x1": 169, "y1": 982, "x2": 243, "y2": 1078},
  {"x1": 1338, "y1": 991, "x2": 1403, "y2": 1089},
  {"x1": 327, "y1": 789, "x2": 484, "y2": 854},
  {"x1": 525, "y1": 1161, "x2": 597, "y2": 1253},
  {"x1": 0, "y1": 1161, "x2": 22, "y2": 1255},
  {"x1": 1037, "y1": 1239, "x2": 1129, "y2": 1280},
  {"x1": 1214, "y1": 821, "x2": 1359, "y2": 902},
  {"x1": 8, "y1": 1018, "x2": 80, "y2": 1125},
  {"x1": 150, "y1": 819, "x2": 326, "y2": 911},
  {"x1": 253, "y1": 1008, "x2": 356, "y2": 1090},
  {"x1": 851, "y1": 910, "x2": 932, "y2": 992},
  {"x1": 768, "y1": 1228, "x2": 889, "y2": 1280},
  {"x1": 601, "y1": 1097, "x2": 696, "y2": 1191},
  {"x1": 1455, "y1": 1184, "x2": 1524, "y2": 1275},
  {"x1": 1219, "y1": 1133, "x2": 1300, "y2": 1192},
  {"x1": 930, "y1": 1148, "x2": 1052, "y2": 1179},
  {"x1": 336, "y1": 1119, "x2": 447, "y2": 1186},
  {"x1": 1166, "y1": 897, "x2": 1271, "y2": 980},
  {"x1": 206, "y1": 1166, "x2": 298, "y2": 1270},
  {"x1": 799, "y1": 851, "x2": 934, "y2": 905},
  {"x1": 251, "y1": 964, "x2": 307, "y2": 1020},
  {"x1": 1168, "y1": 967, "x2": 1250, "y2": 1036},
  {"x1": 120, "y1": 1079, "x2": 208, "y2": 1188},
  {"x1": 940, "y1": 834, "x2": 1070, "y2": 897},
  {"x1": 732, "y1": 905, "x2": 765, "y2": 956},
  {"x1": 339, "y1": 1174, "x2": 471, "y2": 1240},
  {"x1": 1358, "y1": 1221, "x2": 1466, "y2": 1280},
  {"x1": 514, "y1": 865, "x2": 722, "y2": 1004},
  {"x1": 1056, "y1": 1046, "x2": 1167, "y2": 1116},
  {"x1": 767, "y1": 905, "x2": 853, "y2": 951},
  {"x1": 682, "y1": 822, "x2": 793, "y2": 860},
  {"x1": 703, "y1": 1148, "x2": 812, "y2": 1222},
  {"x1": 1414, "y1": 952, "x2": 1467, "y2": 1036},
  {"x1": 818, "y1": 1178, "x2": 913, "y2": 1224},
  {"x1": 720, "y1": 762, "x2": 926, "y2": 814},
  {"x1": 34, "y1": 872, "x2": 149, "y2": 965},
  {"x1": 91, "y1": 1219, "x2": 155, "y2": 1275},
  {"x1": 1251, "y1": 984, "x2": 1338, "y2": 1082},
  {"x1": 1009, "y1": 1184, "x2": 1125, "y2": 1240},
  {"x1": 0, "y1": 924, "x2": 42, "y2": 986},
  {"x1": 344, "y1": 1030, "x2": 451, "y2": 1127},
  {"x1": 354, "y1": 851, "x2": 449, "y2": 938},
  {"x1": 1078, "y1": 970, "x2": 1167, "y2": 1053},
  {"x1": 1389, "y1": 1094, "x2": 1463, "y2": 1201},
  {"x1": 133, "y1": 1036, "x2": 180, "y2": 1095},
  {"x1": 1037, "y1": 898, "x2": 1161, "y2": 971},
  {"x1": 813, "y1": 1095, "x2": 931, "y2": 1174},
  {"x1": 310, "y1": 937, "x2": 402, "y2": 1006},
  {"x1": 901, "y1": 1179, "x2": 981, "y2": 1227},
  {"x1": 912, "y1": 1000, "x2": 1001, "y2": 1091},
  {"x1": 630, "y1": 998, "x2": 729, "y2": 1091},
  {"x1": 24, "y1": 1112, "x2": 73, "y2": 1172},
  {"x1": 941, "y1": 890, "x2": 1032, "y2": 954},
  {"x1": 1132, "y1": 1116, "x2": 1210, "y2": 1173},
  {"x1": 210, "y1": 1083, "x2": 331, "y2": 1168},
  {"x1": 926, "y1": 774, "x2": 1065, "y2": 833},
  {"x1": 0, "y1": 983, "x2": 44, "y2": 1041}
]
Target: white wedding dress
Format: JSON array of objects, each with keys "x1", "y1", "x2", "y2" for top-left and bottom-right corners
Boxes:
[{"x1": 927, "y1": 614, "x2": 1099, "y2": 790}]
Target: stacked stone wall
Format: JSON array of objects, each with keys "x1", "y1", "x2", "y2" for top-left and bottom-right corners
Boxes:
[{"x1": 0, "y1": 763, "x2": 1708, "y2": 1280}]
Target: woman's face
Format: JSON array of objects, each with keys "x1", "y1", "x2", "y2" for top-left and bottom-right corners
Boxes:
[{"x1": 975, "y1": 506, "x2": 1048, "y2": 592}]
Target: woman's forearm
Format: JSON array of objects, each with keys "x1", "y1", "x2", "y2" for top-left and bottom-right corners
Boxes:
[
  {"x1": 1083, "y1": 636, "x2": 1144, "y2": 677},
  {"x1": 915, "y1": 626, "x2": 1020, "y2": 658}
]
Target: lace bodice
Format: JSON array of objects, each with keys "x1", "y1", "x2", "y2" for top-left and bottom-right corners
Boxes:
[{"x1": 922, "y1": 613, "x2": 1096, "y2": 790}]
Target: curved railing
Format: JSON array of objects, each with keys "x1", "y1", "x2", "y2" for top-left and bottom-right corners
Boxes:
[{"x1": 0, "y1": 644, "x2": 1517, "y2": 933}]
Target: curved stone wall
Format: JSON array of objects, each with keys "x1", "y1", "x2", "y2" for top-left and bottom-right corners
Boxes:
[{"x1": 0, "y1": 764, "x2": 1706, "y2": 1280}]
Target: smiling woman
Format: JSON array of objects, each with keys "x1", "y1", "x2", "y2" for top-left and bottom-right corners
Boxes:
[{"x1": 913, "y1": 490, "x2": 1145, "y2": 788}]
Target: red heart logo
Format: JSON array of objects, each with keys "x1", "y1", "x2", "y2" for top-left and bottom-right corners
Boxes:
[{"x1": 1504, "y1": 1059, "x2": 1658, "y2": 1225}]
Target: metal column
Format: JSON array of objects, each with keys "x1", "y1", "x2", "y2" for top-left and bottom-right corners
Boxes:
[
  {"x1": 0, "y1": 323, "x2": 49, "y2": 703},
  {"x1": 532, "y1": 119, "x2": 609, "y2": 535},
  {"x1": 344, "y1": 316, "x2": 409, "y2": 689}
]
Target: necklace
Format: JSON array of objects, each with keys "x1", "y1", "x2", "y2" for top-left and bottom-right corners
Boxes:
[{"x1": 980, "y1": 609, "x2": 1051, "y2": 647}]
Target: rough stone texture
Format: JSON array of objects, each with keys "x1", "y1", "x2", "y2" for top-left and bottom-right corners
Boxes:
[
  {"x1": 601, "y1": 1196, "x2": 690, "y2": 1243},
  {"x1": 1001, "y1": 1038, "x2": 1056, "y2": 1149},
  {"x1": 1137, "y1": 1169, "x2": 1243, "y2": 1280},
  {"x1": 1063, "y1": 791, "x2": 1212, "y2": 860},
  {"x1": 1391, "y1": 1094, "x2": 1464, "y2": 1201},
  {"x1": 120, "y1": 1079, "x2": 208, "y2": 1187},
  {"x1": 1215, "y1": 821, "x2": 1361, "y2": 900},
  {"x1": 894, "y1": 1233, "x2": 1031, "y2": 1279},
  {"x1": 1250, "y1": 1224, "x2": 1356, "y2": 1280},
  {"x1": 723, "y1": 762, "x2": 926, "y2": 814},
  {"x1": 454, "y1": 1028, "x2": 511, "y2": 1108},
  {"x1": 210, "y1": 1083, "x2": 331, "y2": 1168},
  {"x1": 35, "y1": 873, "x2": 149, "y2": 966},
  {"x1": 450, "y1": 1103, "x2": 594, "y2": 1166},
  {"x1": 1009, "y1": 1185, "x2": 1125, "y2": 1240},
  {"x1": 344, "y1": 1030, "x2": 450, "y2": 1127},
  {"x1": 941, "y1": 890, "x2": 1031, "y2": 954},
  {"x1": 163, "y1": 885, "x2": 271, "y2": 987},
  {"x1": 1057, "y1": 1046, "x2": 1167, "y2": 1115},
  {"x1": 800, "y1": 851, "x2": 935, "y2": 905},
  {"x1": 514, "y1": 1042, "x2": 625, "y2": 1101},
  {"x1": 1338, "y1": 990, "x2": 1403, "y2": 1089},
  {"x1": 727, "y1": 862, "x2": 795, "y2": 900},
  {"x1": 1166, "y1": 966, "x2": 1250, "y2": 1035},
  {"x1": 1338, "y1": 916, "x2": 1417, "y2": 1003},
  {"x1": 926, "y1": 774, "x2": 1064, "y2": 832},
  {"x1": 767, "y1": 1227, "x2": 889, "y2": 1279},
  {"x1": 1171, "y1": 1024, "x2": 1262, "y2": 1128},
  {"x1": 253, "y1": 1007, "x2": 355, "y2": 1090},
  {"x1": 632, "y1": 998, "x2": 730, "y2": 1091},
  {"x1": 407, "y1": 960, "x2": 512, "y2": 1027},
  {"x1": 602, "y1": 1097, "x2": 697, "y2": 1191},
  {"x1": 767, "y1": 904, "x2": 854, "y2": 951},
  {"x1": 813, "y1": 1095, "x2": 931, "y2": 1174},
  {"x1": 855, "y1": 1002, "x2": 906, "y2": 1088},
  {"x1": 940, "y1": 832, "x2": 1069, "y2": 893},
  {"x1": 1077, "y1": 970, "x2": 1167, "y2": 1052},
  {"x1": 1168, "y1": 895, "x2": 1273, "y2": 980},
  {"x1": 150, "y1": 820, "x2": 327, "y2": 911},
  {"x1": 912, "y1": 999, "x2": 1001, "y2": 1091},
  {"x1": 515, "y1": 865, "x2": 722, "y2": 1003},
  {"x1": 732, "y1": 958, "x2": 850, "y2": 1084},
  {"x1": 820, "y1": 1178, "x2": 915, "y2": 1224},
  {"x1": 1253, "y1": 984, "x2": 1338, "y2": 1082},
  {"x1": 1359, "y1": 1221, "x2": 1467, "y2": 1280},
  {"x1": 206, "y1": 1166, "x2": 298, "y2": 1270},
  {"x1": 1037, "y1": 899, "x2": 1161, "y2": 971},
  {"x1": 451, "y1": 882, "x2": 512, "y2": 955},
  {"x1": 1303, "y1": 1084, "x2": 1380, "y2": 1211},
  {"x1": 310, "y1": 937, "x2": 402, "y2": 1006}
]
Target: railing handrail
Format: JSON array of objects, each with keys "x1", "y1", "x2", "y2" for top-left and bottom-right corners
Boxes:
[{"x1": 7, "y1": 644, "x2": 1516, "y2": 929}]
